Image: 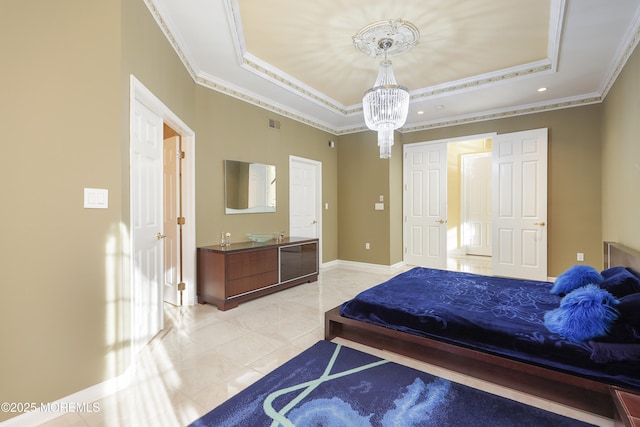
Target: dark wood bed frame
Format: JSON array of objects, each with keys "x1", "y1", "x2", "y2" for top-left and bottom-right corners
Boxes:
[{"x1": 325, "y1": 241, "x2": 640, "y2": 419}]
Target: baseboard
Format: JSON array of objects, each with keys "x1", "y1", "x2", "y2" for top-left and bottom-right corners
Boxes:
[
  {"x1": 327, "y1": 259, "x2": 405, "y2": 273},
  {"x1": 0, "y1": 367, "x2": 133, "y2": 427}
]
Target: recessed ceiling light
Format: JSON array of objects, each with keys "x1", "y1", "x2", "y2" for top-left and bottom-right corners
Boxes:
[
  {"x1": 417, "y1": 110, "x2": 424, "y2": 115},
  {"x1": 537, "y1": 87, "x2": 547, "y2": 92},
  {"x1": 435, "y1": 105, "x2": 445, "y2": 110}
]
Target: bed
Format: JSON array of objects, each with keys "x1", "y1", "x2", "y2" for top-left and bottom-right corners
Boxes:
[{"x1": 324, "y1": 242, "x2": 640, "y2": 419}]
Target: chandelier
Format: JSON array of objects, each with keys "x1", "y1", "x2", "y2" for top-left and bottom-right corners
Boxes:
[{"x1": 354, "y1": 19, "x2": 419, "y2": 159}]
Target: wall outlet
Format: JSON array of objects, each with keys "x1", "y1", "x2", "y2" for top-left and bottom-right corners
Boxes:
[
  {"x1": 365, "y1": 243, "x2": 370, "y2": 250},
  {"x1": 577, "y1": 252, "x2": 584, "y2": 262}
]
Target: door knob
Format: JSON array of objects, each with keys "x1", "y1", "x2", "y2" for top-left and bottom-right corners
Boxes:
[
  {"x1": 534, "y1": 221, "x2": 546, "y2": 226},
  {"x1": 312, "y1": 220, "x2": 317, "y2": 224},
  {"x1": 436, "y1": 219, "x2": 446, "y2": 224},
  {"x1": 156, "y1": 232, "x2": 166, "y2": 240}
]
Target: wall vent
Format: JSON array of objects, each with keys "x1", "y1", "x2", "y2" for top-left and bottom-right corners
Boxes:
[{"x1": 268, "y1": 118, "x2": 281, "y2": 129}]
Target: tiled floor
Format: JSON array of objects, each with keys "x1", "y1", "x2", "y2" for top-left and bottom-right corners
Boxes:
[{"x1": 40, "y1": 260, "x2": 611, "y2": 427}]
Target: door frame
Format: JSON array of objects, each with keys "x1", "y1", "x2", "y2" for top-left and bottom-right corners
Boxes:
[
  {"x1": 289, "y1": 155, "x2": 322, "y2": 265},
  {"x1": 130, "y1": 76, "x2": 197, "y2": 314},
  {"x1": 403, "y1": 132, "x2": 495, "y2": 267}
]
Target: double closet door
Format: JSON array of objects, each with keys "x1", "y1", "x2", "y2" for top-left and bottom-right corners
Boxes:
[{"x1": 403, "y1": 128, "x2": 548, "y2": 281}]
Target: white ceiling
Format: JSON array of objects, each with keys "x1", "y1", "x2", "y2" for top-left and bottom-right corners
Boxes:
[{"x1": 147, "y1": 0, "x2": 640, "y2": 135}]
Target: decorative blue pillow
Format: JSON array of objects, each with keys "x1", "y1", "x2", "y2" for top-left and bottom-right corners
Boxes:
[
  {"x1": 550, "y1": 265, "x2": 604, "y2": 296},
  {"x1": 618, "y1": 293, "x2": 640, "y2": 330},
  {"x1": 602, "y1": 266, "x2": 628, "y2": 279},
  {"x1": 599, "y1": 267, "x2": 640, "y2": 298},
  {"x1": 544, "y1": 285, "x2": 619, "y2": 342}
]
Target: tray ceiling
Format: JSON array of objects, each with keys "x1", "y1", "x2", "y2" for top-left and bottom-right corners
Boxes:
[{"x1": 146, "y1": 0, "x2": 640, "y2": 134}]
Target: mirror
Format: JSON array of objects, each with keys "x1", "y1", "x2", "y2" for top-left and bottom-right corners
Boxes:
[{"x1": 224, "y1": 160, "x2": 276, "y2": 214}]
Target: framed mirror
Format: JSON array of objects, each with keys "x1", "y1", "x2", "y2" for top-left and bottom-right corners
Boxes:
[{"x1": 224, "y1": 160, "x2": 276, "y2": 214}]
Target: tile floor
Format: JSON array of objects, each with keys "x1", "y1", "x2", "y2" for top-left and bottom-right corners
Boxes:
[{"x1": 40, "y1": 259, "x2": 611, "y2": 427}]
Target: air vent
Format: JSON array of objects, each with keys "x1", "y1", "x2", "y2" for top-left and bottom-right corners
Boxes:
[{"x1": 268, "y1": 118, "x2": 280, "y2": 129}]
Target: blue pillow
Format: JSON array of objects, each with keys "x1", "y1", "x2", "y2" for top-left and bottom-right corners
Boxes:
[
  {"x1": 544, "y1": 285, "x2": 619, "y2": 342},
  {"x1": 602, "y1": 266, "x2": 628, "y2": 278},
  {"x1": 599, "y1": 268, "x2": 640, "y2": 298},
  {"x1": 618, "y1": 292, "x2": 640, "y2": 329},
  {"x1": 550, "y1": 265, "x2": 604, "y2": 296}
]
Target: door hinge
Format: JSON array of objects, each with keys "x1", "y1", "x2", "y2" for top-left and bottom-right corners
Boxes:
[
  {"x1": 177, "y1": 282, "x2": 186, "y2": 291},
  {"x1": 177, "y1": 151, "x2": 185, "y2": 159},
  {"x1": 177, "y1": 217, "x2": 186, "y2": 225}
]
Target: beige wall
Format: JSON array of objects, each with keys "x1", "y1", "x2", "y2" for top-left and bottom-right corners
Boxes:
[
  {"x1": 337, "y1": 131, "x2": 403, "y2": 264},
  {"x1": 602, "y1": 43, "x2": 640, "y2": 250},
  {"x1": 193, "y1": 86, "x2": 338, "y2": 259},
  {"x1": 1, "y1": 1, "x2": 122, "y2": 421}
]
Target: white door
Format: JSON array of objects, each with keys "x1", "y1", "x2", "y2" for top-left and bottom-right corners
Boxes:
[
  {"x1": 131, "y1": 99, "x2": 164, "y2": 354},
  {"x1": 462, "y1": 153, "x2": 492, "y2": 256},
  {"x1": 289, "y1": 156, "x2": 321, "y2": 239},
  {"x1": 492, "y1": 128, "x2": 548, "y2": 280},
  {"x1": 404, "y1": 142, "x2": 448, "y2": 269},
  {"x1": 163, "y1": 136, "x2": 180, "y2": 306}
]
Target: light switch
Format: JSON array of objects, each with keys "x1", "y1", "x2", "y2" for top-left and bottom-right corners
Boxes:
[
  {"x1": 325, "y1": 203, "x2": 329, "y2": 210},
  {"x1": 374, "y1": 203, "x2": 384, "y2": 211},
  {"x1": 379, "y1": 195, "x2": 384, "y2": 202},
  {"x1": 84, "y1": 188, "x2": 109, "y2": 209}
]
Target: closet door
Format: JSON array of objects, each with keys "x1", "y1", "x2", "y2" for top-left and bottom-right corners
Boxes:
[
  {"x1": 492, "y1": 128, "x2": 548, "y2": 280},
  {"x1": 404, "y1": 142, "x2": 448, "y2": 269}
]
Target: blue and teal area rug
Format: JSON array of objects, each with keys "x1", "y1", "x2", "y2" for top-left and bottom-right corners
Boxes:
[{"x1": 190, "y1": 340, "x2": 594, "y2": 427}]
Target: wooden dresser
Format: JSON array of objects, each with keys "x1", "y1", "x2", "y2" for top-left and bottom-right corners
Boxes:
[{"x1": 197, "y1": 237, "x2": 319, "y2": 310}]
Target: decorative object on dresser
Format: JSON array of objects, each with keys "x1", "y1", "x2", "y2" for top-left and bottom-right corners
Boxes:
[{"x1": 197, "y1": 237, "x2": 318, "y2": 310}]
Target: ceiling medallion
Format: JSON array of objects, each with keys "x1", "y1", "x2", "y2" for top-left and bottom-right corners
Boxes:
[
  {"x1": 354, "y1": 19, "x2": 419, "y2": 159},
  {"x1": 353, "y1": 19, "x2": 420, "y2": 58}
]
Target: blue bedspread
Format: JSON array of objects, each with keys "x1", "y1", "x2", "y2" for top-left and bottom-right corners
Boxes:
[{"x1": 340, "y1": 267, "x2": 640, "y2": 390}]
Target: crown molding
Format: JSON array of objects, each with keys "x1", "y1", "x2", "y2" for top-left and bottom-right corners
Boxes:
[
  {"x1": 402, "y1": 94, "x2": 602, "y2": 133},
  {"x1": 599, "y1": 6, "x2": 640, "y2": 99},
  {"x1": 145, "y1": 0, "x2": 633, "y2": 138}
]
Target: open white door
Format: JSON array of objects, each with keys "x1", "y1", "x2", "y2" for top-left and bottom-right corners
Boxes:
[
  {"x1": 462, "y1": 153, "x2": 492, "y2": 256},
  {"x1": 492, "y1": 128, "x2": 548, "y2": 280},
  {"x1": 163, "y1": 136, "x2": 180, "y2": 306},
  {"x1": 131, "y1": 99, "x2": 164, "y2": 354},
  {"x1": 403, "y1": 142, "x2": 448, "y2": 269}
]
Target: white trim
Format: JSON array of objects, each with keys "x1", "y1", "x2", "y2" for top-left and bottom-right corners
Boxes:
[
  {"x1": 333, "y1": 260, "x2": 405, "y2": 273},
  {"x1": 130, "y1": 75, "x2": 197, "y2": 307},
  {"x1": 0, "y1": 368, "x2": 133, "y2": 427},
  {"x1": 404, "y1": 132, "x2": 497, "y2": 149}
]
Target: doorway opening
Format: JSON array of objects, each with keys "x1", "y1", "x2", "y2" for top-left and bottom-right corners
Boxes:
[
  {"x1": 130, "y1": 75, "x2": 196, "y2": 355},
  {"x1": 163, "y1": 124, "x2": 185, "y2": 307},
  {"x1": 403, "y1": 135, "x2": 493, "y2": 274},
  {"x1": 448, "y1": 138, "x2": 493, "y2": 274}
]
